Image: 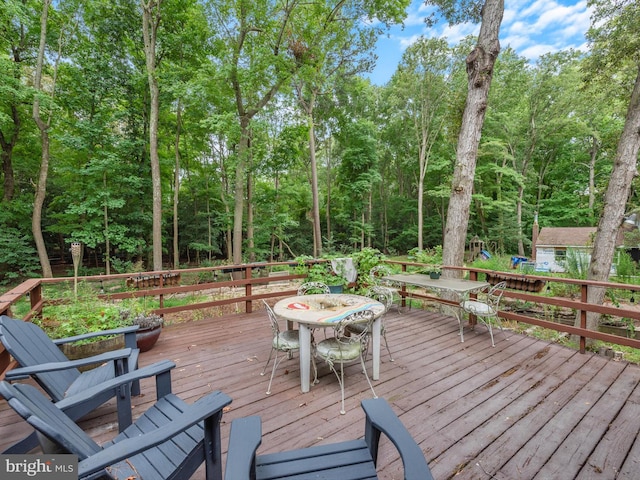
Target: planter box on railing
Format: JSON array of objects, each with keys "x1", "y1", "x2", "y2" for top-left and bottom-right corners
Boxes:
[
  {"x1": 486, "y1": 272, "x2": 546, "y2": 292},
  {"x1": 126, "y1": 272, "x2": 181, "y2": 289}
]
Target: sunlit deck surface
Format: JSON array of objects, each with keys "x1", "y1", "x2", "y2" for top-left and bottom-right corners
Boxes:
[{"x1": 2, "y1": 301, "x2": 640, "y2": 479}]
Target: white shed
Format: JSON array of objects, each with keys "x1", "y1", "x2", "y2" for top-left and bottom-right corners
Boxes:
[{"x1": 534, "y1": 227, "x2": 624, "y2": 273}]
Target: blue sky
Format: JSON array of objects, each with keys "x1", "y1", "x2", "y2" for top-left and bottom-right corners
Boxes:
[{"x1": 367, "y1": 0, "x2": 592, "y2": 85}]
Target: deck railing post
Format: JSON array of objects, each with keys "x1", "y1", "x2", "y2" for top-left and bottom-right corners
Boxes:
[
  {"x1": 579, "y1": 283, "x2": 588, "y2": 354},
  {"x1": 159, "y1": 273, "x2": 164, "y2": 309},
  {"x1": 30, "y1": 283, "x2": 42, "y2": 316},
  {"x1": 245, "y1": 266, "x2": 253, "y2": 313}
]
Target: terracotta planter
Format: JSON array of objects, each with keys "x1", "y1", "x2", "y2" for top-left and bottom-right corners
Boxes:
[{"x1": 136, "y1": 325, "x2": 162, "y2": 352}]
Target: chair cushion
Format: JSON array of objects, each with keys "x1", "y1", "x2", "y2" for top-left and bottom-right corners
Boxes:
[
  {"x1": 461, "y1": 300, "x2": 495, "y2": 316},
  {"x1": 316, "y1": 338, "x2": 361, "y2": 362},
  {"x1": 274, "y1": 330, "x2": 299, "y2": 350}
]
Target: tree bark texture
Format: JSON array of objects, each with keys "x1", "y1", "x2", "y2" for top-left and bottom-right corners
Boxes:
[
  {"x1": 580, "y1": 65, "x2": 640, "y2": 333},
  {"x1": 442, "y1": 0, "x2": 503, "y2": 276},
  {"x1": 308, "y1": 111, "x2": 323, "y2": 257},
  {"x1": 32, "y1": 0, "x2": 53, "y2": 278},
  {"x1": 142, "y1": 0, "x2": 163, "y2": 271},
  {"x1": 233, "y1": 119, "x2": 250, "y2": 265},
  {"x1": 173, "y1": 99, "x2": 182, "y2": 268}
]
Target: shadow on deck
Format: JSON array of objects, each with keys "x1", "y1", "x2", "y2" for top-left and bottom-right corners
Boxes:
[{"x1": 2, "y1": 304, "x2": 640, "y2": 479}]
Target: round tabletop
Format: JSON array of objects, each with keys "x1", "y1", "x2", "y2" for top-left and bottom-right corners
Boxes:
[{"x1": 273, "y1": 293, "x2": 385, "y2": 327}]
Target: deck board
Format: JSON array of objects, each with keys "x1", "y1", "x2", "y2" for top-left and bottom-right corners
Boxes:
[{"x1": 2, "y1": 302, "x2": 640, "y2": 479}]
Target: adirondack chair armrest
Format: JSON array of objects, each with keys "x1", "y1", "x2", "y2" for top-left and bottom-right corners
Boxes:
[
  {"x1": 361, "y1": 398, "x2": 433, "y2": 480},
  {"x1": 55, "y1": 360, "x2": 176, "y2": 412},
  {"x1": 76, "y1": 390, "x2": 232, "y2": 478},
  {"x1": 52, "y1": 325, "x2": 140, "y2": 347},
  {"x1": 225, "y1": 416, "x2": 262, "y2": 480},
  {"x1": 4, "y1": 348, "x2": 135, "y2": 379}
]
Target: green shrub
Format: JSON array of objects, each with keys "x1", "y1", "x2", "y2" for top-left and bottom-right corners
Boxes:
[
  {"x1": 615, "y1": 251, "x2": 637, "y2": 281},
  {"x1": 562, "y1": 249, "x2": 589, "y2": 279},
  {"x1": 408, "y1": 246, "x2": 442, "y2": 265},
  {"x1": 0, "y1": 227, "x2": 40, "y2": 284},
  {"x1": 469, "y1": 254, "x2": 511, "y2": 272}
]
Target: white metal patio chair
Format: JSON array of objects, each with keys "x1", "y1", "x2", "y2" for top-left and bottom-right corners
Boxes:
[
  {"x1": 369, "y1": 265, "x2": 404, "y2": 313},
  {"x1": 369, "y1": 264, "x2": 393, "y2": 285},
  {"x1": 297, "y1": 281, "x2": 331, "y2": 295},
  {"x1": 261, "y1": 300, "x2": 300, "y2": 395},
  {"x1": 348, "y1": 286, "x2": 394, "y2": 362},
  {"x1": 313, "y1": 309, "x2": 377, "y2": 414},
  {"x1": 460, "y1": 281, "x2": 508, "y2": 347}
]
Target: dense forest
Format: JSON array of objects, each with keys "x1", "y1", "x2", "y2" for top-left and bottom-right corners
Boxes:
[{"x1": 1, "y1": 0, "x2": 639, "y2": 283}]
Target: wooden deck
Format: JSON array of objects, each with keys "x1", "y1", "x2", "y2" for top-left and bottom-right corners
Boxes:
[{"x1": 2, "y1": 303, "x2": 640, "y2": 479}]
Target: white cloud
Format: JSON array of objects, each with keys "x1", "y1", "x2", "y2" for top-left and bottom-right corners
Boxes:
[
  {"x1": 501, "y1": 34, "x2": 530, "y2": 50},
  {"x1": 440, "y1": 22, "x2": 479, "y2": 44},
  {"x1": 520, "y1": 43, "x2": 559, "y2": 61},
  {"x1": 397, "y1": 33, "x2": 424, "y2": 49},
  {"x1": 368, "y1": 0, "x2": 592, "y2": 85}
]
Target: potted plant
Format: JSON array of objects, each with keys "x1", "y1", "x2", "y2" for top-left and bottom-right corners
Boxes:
[
  {"x1": 305, "y1": 262, "x2": 348, "y2": 293},
  {"x1": 37, "y1": 298, "x2": 133, "y2": 367},
  {"x1": 120, "y1": 309, "x2": 164, "y2": 352},
  {"x1": 37, "y1": 285, "x2": 165, "y2": 358},
  {"x1": 429, "y1": 267, "x2": 441, "y2": 279}
]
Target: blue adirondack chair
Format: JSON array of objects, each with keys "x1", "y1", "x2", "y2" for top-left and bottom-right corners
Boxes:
[
  {"x1": 225, "y1": 397, "x2": 434, "y2": 480},
  {"x1": 0, "y1": 366, "x2": 232, "y2": 480},
  {"x1": 0, "y1": 315, "x2": 143, "y2": 453}
]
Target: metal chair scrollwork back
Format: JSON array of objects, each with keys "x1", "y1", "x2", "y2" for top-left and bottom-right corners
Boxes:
[
  {"x1": 297, "y1": 282, "x2": 331, "y2": 295},
  {"x1": 313, "y1": 309, "x2": 377, "y2": 414},
  {"x1": 460, "y1": 281, "x2": 508, "y2": 347},
  {"x1": 348, "y1": 286, "x2": 394, "y2": 362},
  {"x1": 261, "y1": 300, "x2": 300, "y2": 394}
]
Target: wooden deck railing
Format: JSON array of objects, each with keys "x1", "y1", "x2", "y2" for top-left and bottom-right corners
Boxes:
[
  {"x1": 387, "y1": 261, "x2": 640, "y2": 354},
  {"x1": 2, "y1": 259, "x2": 640, "y2": 378}
]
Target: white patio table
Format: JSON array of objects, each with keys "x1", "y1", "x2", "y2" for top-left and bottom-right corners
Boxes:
[
  {"x1": 383, "y1": 273, "x2": 491, "y2": 342},
  {"x1": 273, "y1": 294, "x2": 385, "y2": 393},
  {"x1": 383, "y1": 273, "x2": 489, "y2": 297}
]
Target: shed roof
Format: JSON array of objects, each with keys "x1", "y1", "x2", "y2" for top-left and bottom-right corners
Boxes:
[{"x1": 536, "y1": 227, "x2": 624, "y2": 248}]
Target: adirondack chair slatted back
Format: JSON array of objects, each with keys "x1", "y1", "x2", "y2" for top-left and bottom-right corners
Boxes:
[
  {"x1": 225, "y1": 397, "x2": 434, "y2": 480},
  {"x1": 1, "y1": 380, "x2": 233, "y2": 480},
  {"x1": 0, "y1": 317, "x2": 81, "y2": 400},
  {"x1": 0, "y1": 382, "x2": 100, "y2": 459}
]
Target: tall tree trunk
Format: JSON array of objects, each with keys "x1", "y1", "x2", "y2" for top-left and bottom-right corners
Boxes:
[
  {"x1": 222, "y1": 184, "x2": 232, "y2": 263},
  {"x1": 360, "y1": 210, "x2": 365, "y2": 249},
  {"x1": 103, "y1": 172, "x2": 111, "y2": 275},
  {"x1": 247, "y1": 163, "x2": 255, "y2": 263},
  {"x1": 441, "y1": 0, "x2": 504, "y2": 277},
  {"x1": 367, "y1": 188, "x2": 373, "y2": 248},
  {"x1": 308, "y1": 112, "x2": 322, "y2": 257},
  {"x1": 294, "y1": 81, "x2": 323, "y2": 258},
  {"x1": 578, "y1": 66, "x2": 640, "y2": 338},
  {"x1": 32, "y1": 0, "x2": 53, "y2": 278},
  {"x1": 417, "y1": 164, "x2": 425, "y2": 251},
  {"x1": 173, "y1": 99, "x2": 182, "y2": 268},
  {"x1": 325, "y1": 136, "x2": 333, "y2": 247},
  {"x1": 588, "y1": 136, "x2": 598, "y2": 215},
  {"x1": 141, "y1": 0, "x2": 163, "y2": 271},
  {"x1": 416, "y1": 109, "x2": 433, "y2": 251},
  {"x1": 233, "y1": 119, "x2": 250, "y2": 265}
]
